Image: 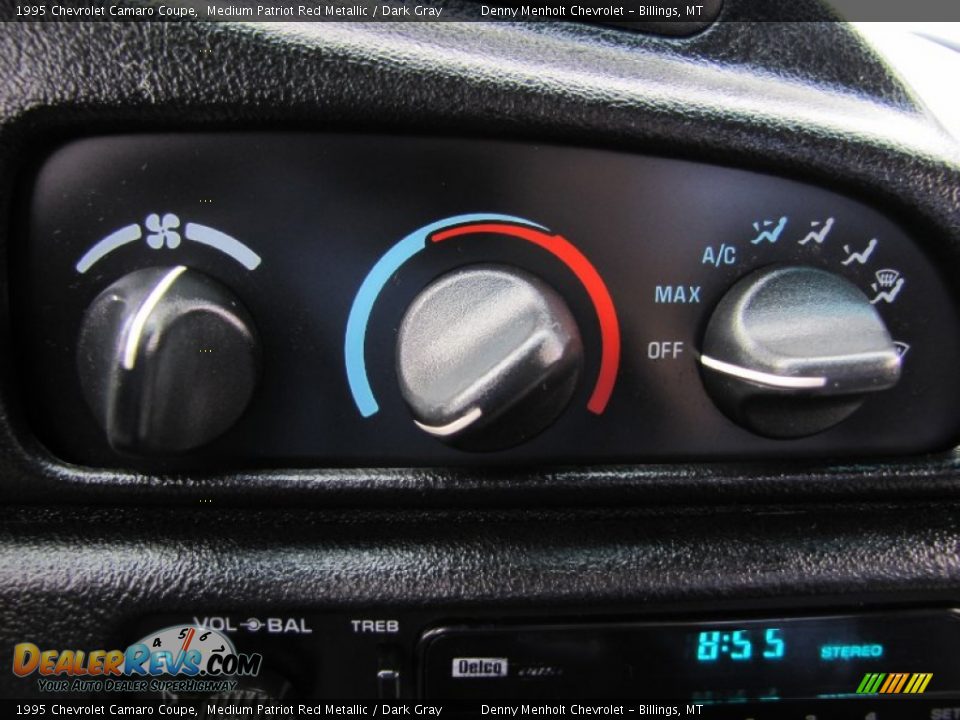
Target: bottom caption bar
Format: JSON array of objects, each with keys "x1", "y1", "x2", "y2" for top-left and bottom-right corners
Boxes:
[{"x1": 6, "y1": 699, "x2": 960, "y2": 719}]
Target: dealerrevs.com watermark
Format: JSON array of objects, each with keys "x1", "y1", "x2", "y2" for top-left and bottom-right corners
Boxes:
[{"x1": 12, "y1": 625, "x2": 261, "y2": 694}]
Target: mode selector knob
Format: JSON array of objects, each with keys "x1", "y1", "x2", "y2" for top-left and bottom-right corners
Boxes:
[
  {"x1": 77, "y1": 266, "x2": 260, "y2": 455},
  {"x1": 700, "y1": 265, "x2": 902, "y2": 438},
  {"x1": 396, "y1": 264, "x2": 583, "y2": 451}
]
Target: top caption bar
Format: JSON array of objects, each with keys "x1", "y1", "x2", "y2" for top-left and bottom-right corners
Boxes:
[
  {"x1": 6, "y1": 0, "x2": 960, "y2": 27},
  {"x1": 6, "y1": 0, "x2": 726, "y2": 36}
]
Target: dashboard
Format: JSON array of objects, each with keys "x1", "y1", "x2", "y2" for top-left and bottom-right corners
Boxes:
[{"x1": 2, "y1": 6, "x2": 960, "y2": 719}]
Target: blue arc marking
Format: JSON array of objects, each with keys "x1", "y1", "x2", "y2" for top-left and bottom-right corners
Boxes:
[{"x1": 345, "y1": 213, "x2": 548, "y2": 417}]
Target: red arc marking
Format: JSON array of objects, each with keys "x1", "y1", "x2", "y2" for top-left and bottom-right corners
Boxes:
[{"x1": 430, "y1": 222, "x2": 620, "y2": 415}]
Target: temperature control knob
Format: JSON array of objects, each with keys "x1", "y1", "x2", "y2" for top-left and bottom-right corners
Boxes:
[
  {"x1": 396, "y1": 265, "x2": 583, "y2": 451},
  {"x1": 77, "y1": 266, "x2": 260, "y2": 455},
  {"x1": 700, "y1": 265, "x2": 901, "y2": 438}
]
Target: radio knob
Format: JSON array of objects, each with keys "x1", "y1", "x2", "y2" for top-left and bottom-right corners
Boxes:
[
  {"x1": 699, "y1": 265, "x2": 902, "y2": 438},
  {"x1": 77, "y1": 266, "x2": 260, "y2": 455},
  {"x1": 396, "y1": 265, "x2": 583, "y2": 451}
]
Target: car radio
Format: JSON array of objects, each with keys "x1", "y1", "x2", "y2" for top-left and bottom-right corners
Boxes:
[{"x1": 113, "y1": 607, "x2": 960, "y2": 718}]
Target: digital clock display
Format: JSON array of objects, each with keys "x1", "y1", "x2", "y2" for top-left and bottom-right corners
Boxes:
[{"x1": 695, "y1": 627, "x2": 785, "y2": 662}]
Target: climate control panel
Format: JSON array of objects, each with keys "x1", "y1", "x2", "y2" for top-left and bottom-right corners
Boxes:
[{"x1": 17, "y1": 134, "x2": 960, "y2": 467}]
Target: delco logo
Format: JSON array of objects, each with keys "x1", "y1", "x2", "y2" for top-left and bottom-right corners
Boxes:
[
  {"x1": 451, "y1": 657, "x2": 508, "y2": 678},
  {"x1": 12, "y1": 625, "x2": 262, "y2": 678}
]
